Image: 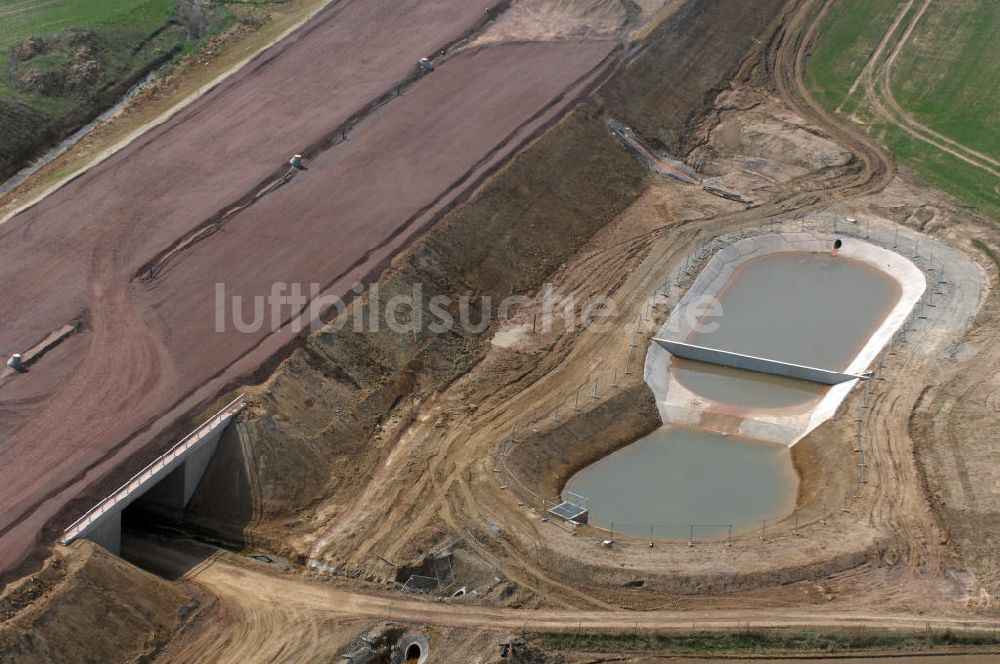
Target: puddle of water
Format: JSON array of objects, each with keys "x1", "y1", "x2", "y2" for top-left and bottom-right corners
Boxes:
[
  {"x1": 564, "y1": 427, "x2": 795, "y2": 539},
  {"x1": 687, "y1": 253, "x2": 901, "y2": 370}
]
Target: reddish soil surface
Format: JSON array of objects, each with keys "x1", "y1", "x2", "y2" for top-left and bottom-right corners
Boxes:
[{"x1": 0, "y1": 0, "x2": 618, "y2": 583}]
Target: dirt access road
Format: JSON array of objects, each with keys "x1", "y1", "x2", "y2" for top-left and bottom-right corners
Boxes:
[
  {"x1": 130, "y1": 536, "x2": 1000, "y2": 663},
  {"x1": 0, "y1": 0, "x2": 620, "y2": 584}
]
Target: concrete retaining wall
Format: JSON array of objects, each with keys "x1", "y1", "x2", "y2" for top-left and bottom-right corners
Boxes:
[
  {"x1": 86, "y1": 511, "x2": 122, "y2": 555},
  {"x1": 139, "y1": 435, "x2": 221, "y2": 510}
]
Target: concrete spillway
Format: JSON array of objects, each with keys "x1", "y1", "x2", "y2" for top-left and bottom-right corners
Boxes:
[{"x1": 653, "y1": 339, "x2": 867, "y2": 385}]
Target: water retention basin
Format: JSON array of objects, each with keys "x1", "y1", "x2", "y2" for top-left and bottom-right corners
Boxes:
[
  {"x1": 564, "y1": 427, "x2": 796, "y2": 539},
  {"x1": 673, "y1": 253, "x2": 900, "y2": 408},
  {"x1": 563, "y1": 233, "x2": 924, "y2": 539}
]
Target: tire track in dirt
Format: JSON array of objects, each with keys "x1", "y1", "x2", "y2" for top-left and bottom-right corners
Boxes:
[
  {"x1": 837, "y1": 0, "x2": 916, "y2": 113},
  {"x1": 146, "y1": 535, "x2": 1000, "y2": 664}
]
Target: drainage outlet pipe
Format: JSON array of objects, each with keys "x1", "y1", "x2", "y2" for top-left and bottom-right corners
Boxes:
[{"x1": 393, "y1": 635, "x2": 429, "y2": 664}]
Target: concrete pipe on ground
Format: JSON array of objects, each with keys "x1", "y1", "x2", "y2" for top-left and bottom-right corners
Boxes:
[{"x1": 393, "y1": 634, "x2": 429, "y2": 664}]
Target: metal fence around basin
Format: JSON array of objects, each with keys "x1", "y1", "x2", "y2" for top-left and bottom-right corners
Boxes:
[{"x1": 489, "y1": 214, "x2": 952, "y2": 551}]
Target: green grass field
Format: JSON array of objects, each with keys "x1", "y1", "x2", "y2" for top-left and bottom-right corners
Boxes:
[
  {"x1": 806, "y1": 0, "x2": 1000, "y2": 223},
  {"x1": 0, "y1": 0, "x2": 178, "y2": 52},
  {"x1": 891, "y1": 0, "x2": 1000, "y2": 160},
  {"x1": 0, "y1": 0, "x2": 241, "y2": 180},
  {"x1": 803, "y1": 0, "x2": 902, "y2": 111}
]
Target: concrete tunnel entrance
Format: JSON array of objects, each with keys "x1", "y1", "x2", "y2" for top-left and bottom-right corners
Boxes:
[{"x1": 60, "y1": 396, "x2": 246, "y2": 556}]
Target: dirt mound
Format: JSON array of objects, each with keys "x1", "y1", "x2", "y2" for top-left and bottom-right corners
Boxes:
[
  {"x1": 0, "y1": 2, "x2": 224, "y2": 181},
  {"x1": 0, "y1": 541, "x2": 192, "y2": 663},
  {"x1": 504, "y1": 383, "x2": 660, "y2": 501},
  {"x1": 6, "y1": 30, "x2": 108, "y2": 97}
]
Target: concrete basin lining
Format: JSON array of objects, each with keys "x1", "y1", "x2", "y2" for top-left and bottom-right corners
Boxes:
[
  {"x1": 659, "y1": 232, "x2": 924, "y2": 343},
  {"x1": 646, "y1": 231, "x2": 926, "y2": 446},
  {"x1": 564, "y1": 219, "x2": 983, "y2": 539},
  {"x1": 836, "y1": 238, "x2": 925, "y2": 375}
]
